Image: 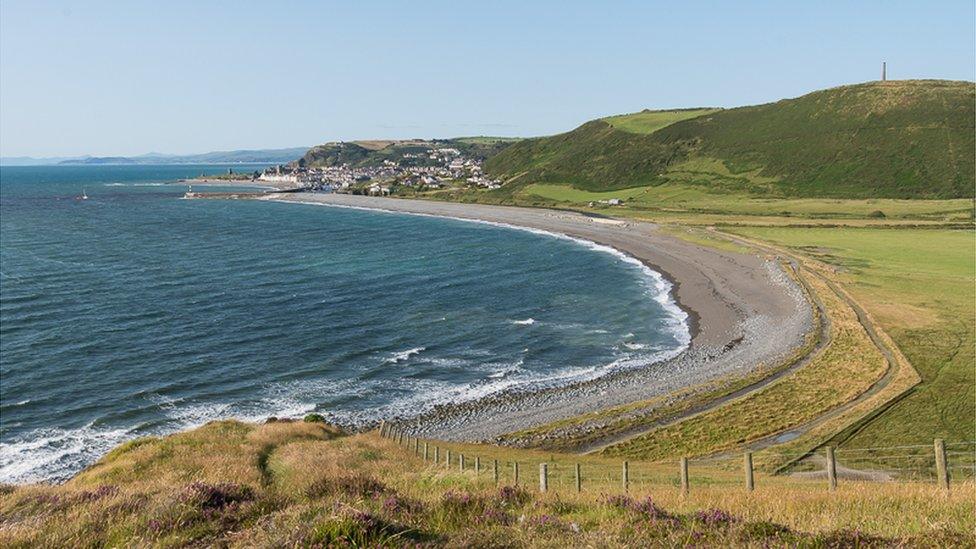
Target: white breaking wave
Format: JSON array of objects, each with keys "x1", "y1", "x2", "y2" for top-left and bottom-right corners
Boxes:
[
  {"x1": 511, "y1": 318, "x2": 535, "y2": 325},
  {"x1": 384, "y1": 347, "x2": 426, "y2": 364}
]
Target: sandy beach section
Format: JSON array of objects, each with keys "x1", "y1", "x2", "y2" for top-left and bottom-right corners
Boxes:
[{"x1": 259, "y1": 193, "x2": 815, "y2": 442}]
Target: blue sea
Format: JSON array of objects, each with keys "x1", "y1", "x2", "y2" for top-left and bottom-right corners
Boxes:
[{"x1": 0, "y1": 165, "x2": 688, "y2": 483}]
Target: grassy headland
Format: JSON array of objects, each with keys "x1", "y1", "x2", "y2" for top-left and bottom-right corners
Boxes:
[{"x1": 2, "y1": 420, "x2": 971, "y2": 547}]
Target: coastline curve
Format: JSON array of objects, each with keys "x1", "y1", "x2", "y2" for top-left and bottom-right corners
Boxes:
[{"x1": 255, "y1": 193, "x2": 816, "y2": 442}]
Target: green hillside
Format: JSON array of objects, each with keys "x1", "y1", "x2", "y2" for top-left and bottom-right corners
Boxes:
[{"x1": 486, "y1": 80, "x2": 975, "y2": 199}]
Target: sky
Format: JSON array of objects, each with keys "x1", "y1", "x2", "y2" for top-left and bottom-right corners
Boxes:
[{"x1": 1, "y1": 1, "x2": 974, "y2": 157}]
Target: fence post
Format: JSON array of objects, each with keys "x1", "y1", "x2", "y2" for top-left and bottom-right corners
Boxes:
[
  {"x1": 459, "y1": 454, "x2": 465, "y2": 472},
  {"x1": 398, "y1": 431, "x2": 404, "y2": 445},
  {"x1": 744, "y1": 452, "x2": 754, "y2": 492},
  {"x1": 513, "y1": 462, "x2": 520, "y2": 485},
  {"x1": 423, "y1": 442, "x2": 429, "y2": 461},
  {"x1": 446, "y1": 449, "x2": 452, "y2": 468},
  {"x1": 622, "y1": 461, "x2": 629, "y2": 492},
  {"x1": 680, "y1": 457, "x2": 689, "y2": 495},
  {"x1": 575, "y1": 463, "x2": 582, "y2": 493},
  {"x1": 493, "y1": 459, "x2": 499, "y2": 485},
  {"x1": 934, "y1": 439, "x2": 949, "y2": 491},
  {"x1": 826, "y1": 446, "x2": 837, "y2": 491},
  {"x1": 414, "y1": 438, "x2": 419, "y2": 454},
  {"x1": 540, "y1": 463, "x2": 548, "y2": 493},
  {"x1": 475, "y1": 456, "x2": 481, "y2": 476},
  {"x1": 434, "y1": 446, "x2": 440, "y2": 464},
  {"x1": 379, "y1": 421, "x2": 386, "y2": 437}
]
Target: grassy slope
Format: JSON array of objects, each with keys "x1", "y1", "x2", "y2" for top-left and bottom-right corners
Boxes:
[
  {"x1": 2, "y1": 421, "x2": 972, "y2": 547},
  {"x1": 486, "y1": 80, "x2": 975, "y2": 199},
  {"x1": 602, "y1": 109, "x2": 720, "y2": 134},
  {"x1": 723, "y1": 228, "x2": 976, "y2": 449}
]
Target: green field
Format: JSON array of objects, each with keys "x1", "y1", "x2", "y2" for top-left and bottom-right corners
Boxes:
[
  {"x1": 519, "y1": 182, "x2": 973, "y2": 221},
  {"x1": 602, "y1": 109, "x2": 718, "y2": 134},
  {"x1": 724, "y1": 227, "x2": 976, "y2": 449}
]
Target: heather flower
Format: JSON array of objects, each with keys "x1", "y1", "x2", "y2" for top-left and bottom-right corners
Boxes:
[
  {"x1": 695, "y1": 508, "x2": 737, "y2": 526},
  {"x1": 476, "y1": 508, "x2": 513, "y2": 526},
  {"x1": 601, "y1": 493, "x2": 634, "y2": 509}
]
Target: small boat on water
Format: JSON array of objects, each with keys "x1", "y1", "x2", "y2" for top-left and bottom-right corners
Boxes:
[{"x1": 76, "y1": 188, "x2": 88, "y2": 200}]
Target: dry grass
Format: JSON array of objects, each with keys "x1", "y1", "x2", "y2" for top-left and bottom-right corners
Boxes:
[{"x1": 2, "y1": 421, "x2": 972, "y2": 547}]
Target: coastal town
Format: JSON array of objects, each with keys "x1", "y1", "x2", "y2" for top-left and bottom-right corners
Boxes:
[{"x1": 249, "y1": 144, "x2": 502, "y2": 196}]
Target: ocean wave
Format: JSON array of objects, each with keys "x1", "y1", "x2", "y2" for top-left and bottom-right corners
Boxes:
[
  {"x1": 383, "y1": 347, "x2": 426, "y2": 364},
  {"x1": 0, "y1": 424, "x2": 133, "y2": 484},
  {"x1": 511, "y1": 318, "x2": 535, "y2": 325}
]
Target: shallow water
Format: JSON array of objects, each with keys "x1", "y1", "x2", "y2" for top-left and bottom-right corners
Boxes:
[{"x1": 0, "y1": 165, "x2": 688, "y2": 482}]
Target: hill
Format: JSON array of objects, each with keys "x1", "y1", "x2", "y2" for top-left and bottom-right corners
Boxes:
[
  {"x1": 485, "y1": 80, "x2": 975, "y2": 199},
  {"x1": 298, "y1": 137, "x2": 517, "y2": 168}
]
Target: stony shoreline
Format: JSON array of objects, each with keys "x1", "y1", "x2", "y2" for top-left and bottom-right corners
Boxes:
[{"x1": 256, "y1": 193, "x2": 815, "y2": 443}]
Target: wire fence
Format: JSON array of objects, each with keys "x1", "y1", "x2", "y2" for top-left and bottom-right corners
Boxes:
[{"x1": 378, "y1": 423, "x2": 975, "y2": 495}]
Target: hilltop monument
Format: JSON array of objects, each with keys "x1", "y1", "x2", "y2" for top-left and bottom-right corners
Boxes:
[{"x1": 882, "y1": 61, "x2": 887, "y2": 81}]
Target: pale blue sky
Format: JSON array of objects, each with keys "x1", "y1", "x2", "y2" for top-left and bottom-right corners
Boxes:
[{"x1": 2, "y1": 1, "x2": 974, "y2": 157}]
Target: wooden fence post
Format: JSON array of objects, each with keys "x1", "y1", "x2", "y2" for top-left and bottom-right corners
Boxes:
[
  {"x1": 539, "y1": 463, "x2": 548, "y2": 493},
  {"x1": 434, "y1": 446, "x2": 440, "y2": 464},
  {"x1": 459, "y1": 454, "x2": 465, "y2": 472},
  {"x1": 423, "y1": 442, "x2": 429, "y2": 461},
  {"x1": 826, "y1": 446, "x2": 837, "y2": 491},
  {"x1": 680, "y1": 457, "x2": 689, "y2": 495},
  {"x1": 379, "y1": 421, "x2": 386, "y2": 437},
  {"x1": 934, "y1": 439, "x2": 949, "y2": 491},
  {"x1": 513, "y1": 462, "x2": 520, "y2": 485},
  {"x1": 475, "y1": 456, "x2": 481, "y2": 476},
  {"x1": 575, "y1": 463, "x2": 582, "y2": 493},
  {"x1": 493, "y1": 459, "x2": 499, "y2": 485},
  {"x1": 446, "y1": 449, "x2": 452, "y2": 468},
  {"x1": 622, "y1": 461, "x2": 629, "y2": 492},
  {"x1": 744, "y1": 452, "x2": 754, "y2": 492}
]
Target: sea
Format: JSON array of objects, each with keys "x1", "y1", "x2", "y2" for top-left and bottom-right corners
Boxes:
[{"x1": 0, "y1": 165, "x2": 689, "y2": 483}]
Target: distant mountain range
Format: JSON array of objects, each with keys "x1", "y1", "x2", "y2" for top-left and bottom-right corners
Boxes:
[{"x1": 0, "y1": 147, "x2": 310, "y2": 166}]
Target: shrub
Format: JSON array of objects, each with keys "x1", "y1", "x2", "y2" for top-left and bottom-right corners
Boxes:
[
  {"x1": 868, "y1": 209, "x2": 886, "y2": 218},
  {"x1": 694, "y1": 508, "x2": 737, "y2": 526},
  {"x1": 305, "y1": 474, "x2": 388, "y2": 500},
  {"x1": 178, "y1": 481, "x2": 253, "y2": 510},
  {"x1": 303, "y1": 413, "x2": 327, "y2": 423},
  {"x1": 494, "y1": 485, "x2": 531, "y2": 507}
]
